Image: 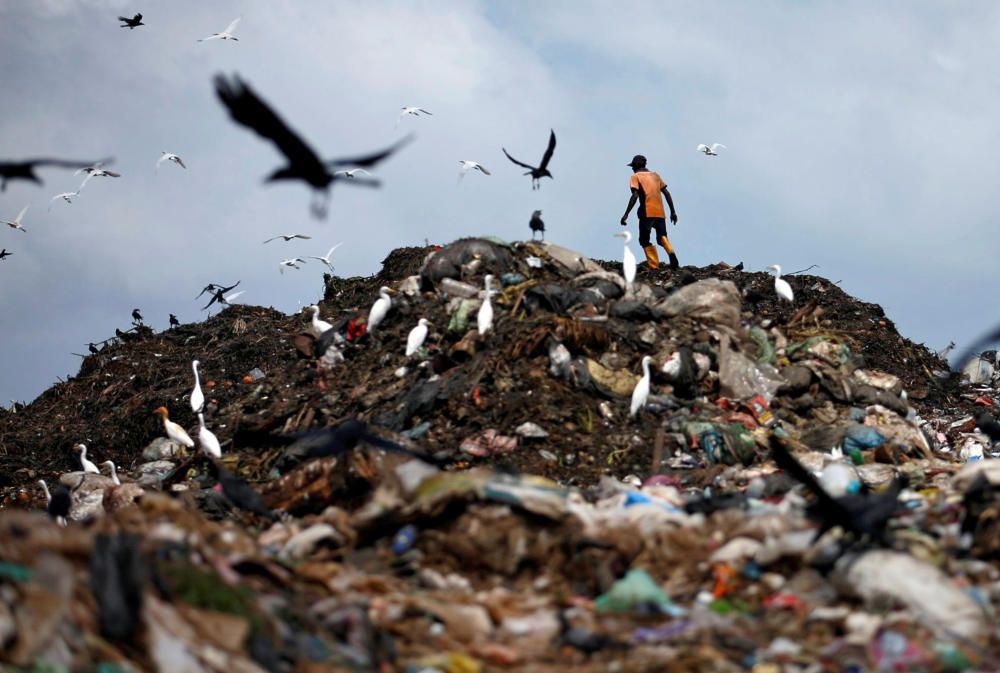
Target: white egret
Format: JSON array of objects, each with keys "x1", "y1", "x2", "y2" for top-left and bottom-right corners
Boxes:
[
  {"x1": 304, "y1": 242, "x2": 344, "y2": 273},
  {"x1": 199, "y1": 17, "x2": 240, "y2": 42},
  {"x1": 767, "y1": 265, "x2": 794, "y2": 302},
  {"x1": 190, "y1": 360, "x2": 204, "y2": 413},
  {"x1": 279, "y1": 258, "x2": 306, "y2": 274},
  {"x1": 397, "y1": 106, "x2": 432, "y2": 126},
  {"x1": 3, "y1": 205, "x2": 28, "y2": 232},
  {"x1": 697, "y1": 143, "x2": 726, "y2": 156},
  {"x1": 478, "y1": 275, "x2": 494, "y2": 336},
  {"x1": 629, "y1": 356, "x2": 653, "y2": 418},
  {"x1": 197, "y1": 413, "x2": 222, "y2": 458},
  {"x1": 458, "y1": 161, "x2": 490, "y2": 181},
  {"x1": 156, "y1": 153, "x2": 186, "y2": 172},
  {"x1": 366, "y1": 286, "x2": 393, "y2": 333},
  {"x1": 614, "y1": 231, "x2": 637, "y2": 284},
  {"x1": 264, "y1": 233, "x2": 311, "y2": 243},
  {"x1": 332, "y1": 168, "x2": 371, "y2": 178},
  {"x1": 73, "y1": 443, "x2": 100, "y2": 473},
  {"x1": 48, "y1": 192, "x2": 77, "y2": 209},
  {"x1": 406, "y1": 318, "x2": 430, "y2": 356},
  {"x1": 101, "y1": 460, "x2": 121, "y2": 486},
  {"x1": 308, "y1": 305, "x2": 333, "y2": 337},
  {"x1": 153, "y1": 406, "x2": 195, "y2": 448}
]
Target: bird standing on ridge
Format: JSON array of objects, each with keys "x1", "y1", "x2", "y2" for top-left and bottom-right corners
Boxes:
[
  {"x1": 304, "y1": 242, "x2": 343, "y2": 273},
  {"x1": 214, "y1": 74, "x2": 413, "y2": 218},
  {"x1": 74, "y1": 443, "x2": 101, "y2": 474},
  {"x1": 406, "y1": 318, "x2": 430, "y2": 357},
  {"x1": 0, "y1": 157, "x2": 110, "y2": 191},
  {"x1": 697, "y1": 143, "x2": 726, "y2": 156},
  {"x1": 197, "y1": 413, "x2": 222, "y2": 458},
  {"x1": 169, "y1": 314, "x2": 180, "y2": 328},
  {"x1": 366, "y1": 286, "x2": 394, "y2": 333},
  {"x1": 767, "y1": 265, "x2": 794, "y2": 302},
  {"x1": 529, "y1": 210, "x2": 545, "y2": 240},
  {"x1": 88, "y1": 343, "x2": 99, "y2": 355},
  {"x1": 614, "y1": 231, "x2": 637, "y2": 285},
  {"x1": 131, "y1": 309, "x2": 143, "y2": 325},
  {"x1": 153, "y1": 407, "x2": 195, "y2": 449},
  {"x1": 4, "y1": 206, "x2": 29, "y2": 233},
  {"x1": 478, "y1": 275, "x2": 494, "y2": 336},
  {"x1": 118, "y1": 13, "x2": 144, "y2": 29},
  {"x1": 458, "y1": 161, "x2": 490, "y2": 181},
  {"x1": 199, "y1": 17, "x2": 241, "y2": 42},
  {"x1": 630, "y1": 356, "x2": 653, "y2": 418},
  {"x1": 307, "y1": 305, "x2": 333, "y2": 338},
  {"x1": 264, "y1": 233, "x2": 311, "y2": 243},
  {"x1": 190, "y1": 360, "x2": 204, "y2": 413},
  {"x1": 503, "y1": 129, "x2": 556, "y2": 190},
  {"x1": 156, "y1": 153, "x2": 186, "y2": 172}
]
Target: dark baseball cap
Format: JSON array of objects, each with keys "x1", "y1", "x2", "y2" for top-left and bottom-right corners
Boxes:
[{"x1": 627, "y1": 154, "x2": 647, "y2": 168}]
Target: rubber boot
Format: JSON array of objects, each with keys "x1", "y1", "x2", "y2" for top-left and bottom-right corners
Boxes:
[
  {"x1": 668, "y1": 252, "x2": 680, "y2": 269},
  {"x1": 659, "y1": 236, "x2": 679, "y2": 270},
  {"x1": 642, "y1": 245, "x2": 659, "y2": 269}
]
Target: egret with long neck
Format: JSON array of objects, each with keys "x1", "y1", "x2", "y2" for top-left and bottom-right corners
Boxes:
[
  {"x1": 74, "y1": 443, "x2": 100, "y2": 474},
  {"x1": 630, "y1": 356, "x2": 653, "y2": 418},
  {"x1": 478, "y1": 275, "x2": 494, "y2": 336},
  {"x1": 190, "y1": 360, "x2": 205, "y2": 413},
  {"x1": 615, "y1": 231, "x2": 637, "y2": 285},
  {"x1": 767, "y1": 265, "x2": 794, "y2": 303}
]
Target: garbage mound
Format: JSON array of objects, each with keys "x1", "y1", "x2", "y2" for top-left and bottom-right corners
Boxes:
[{"x1": 0, "y1": 238, "x2": 998, "y2": 672}]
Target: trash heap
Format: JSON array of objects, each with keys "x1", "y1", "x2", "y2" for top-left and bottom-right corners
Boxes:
[{"x1": 1, "y1": 237, "x2": 999, "y2": 672}]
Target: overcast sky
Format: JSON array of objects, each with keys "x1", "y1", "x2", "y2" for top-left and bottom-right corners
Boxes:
[{"x1": 1, "y1": 0, "x2": 998, "y2": 403}]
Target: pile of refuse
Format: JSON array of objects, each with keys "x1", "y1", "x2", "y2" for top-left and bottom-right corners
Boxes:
[{"x1": 1, "y1": 236, "x2": 999, "y2": 672}]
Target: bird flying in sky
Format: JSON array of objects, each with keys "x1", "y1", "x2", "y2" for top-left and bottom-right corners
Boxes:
[
  {"x1": 503, "y1": 129, "x2": 556, "y2": 190},
  {"x1": 199, "y1": 17, "x2": 241, "y2": 42},
  {"x1": 118, "y1": 14, "x2": 144, "y2": 29},
  {"x1": 263, "y1": 233, "x2": 312, "y2": 243},
  {"x1": 0, "y1": 249, "x2": 11, "y2": 260},
  {"x1": 0, "y1": 157, "x2": 111, "y2": 191},
  {"x1": 156, "y1": 153, "x2": 186, "y2": 172},
  {"x1": 279, "y1": 258, "x2": 306, "y2": 274},
  {"x1": 3, "y1": 206, "x2": 29, "y2": 233},
  {"x1": 214, "y1": 74, "x2": 413, "y2": 218},
  {"x1": 304, "y1": 242, "x2": 344, "y2": 273},
  {"x1": 48, "y1": 191, "x2": 78, "y2": 209},
  {"x1": 397, "y1": 106, "x2": 432, "y2": 127},
  {"x1": 697, "y1": 143, "x2": 726, "y2": 156},
  {"x1": 458, "y1": 160, "x2": 490, "y2": 181},
  {"x1": 332, "y1": 168, "x2": 372, "y2": 179}
]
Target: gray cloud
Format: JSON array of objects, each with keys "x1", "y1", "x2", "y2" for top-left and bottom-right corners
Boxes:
[{"x1": 1, "y1": 1, "x2": 997, "y2": 402}]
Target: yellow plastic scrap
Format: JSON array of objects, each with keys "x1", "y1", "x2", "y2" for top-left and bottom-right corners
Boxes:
[{"x1": 410, "y1": 651, "x2": 482, "y2": 673}]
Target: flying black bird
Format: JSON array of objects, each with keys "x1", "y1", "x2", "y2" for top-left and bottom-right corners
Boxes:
[
  {"x1": 0, "y1": 249, "x2": 10, "y2": 260},
  {"x1": 502, "y1": 129, "x2": 556, "y2": 190},
  {"x1": 214, "y1": 74, "x2": 413, "y2": 218},
  {"x1": 976, "y1": 412, "x2": 1000, "y2": 443},
  {"x1": 770, "y1": 437, "x2": 906, "y2": 547},
  {"x1": 0, "y1": 157, "x2": 111, "y2": 191},
  {"x1": 169, "y1": 314, "x2": 180, "y2": 328},
  {"x1": 195, "y1": 280, "x2": 239, "y2": 301},
  {"x1": 118, "y1": 13, "x2": 144, "y2": 29},
  {"x1": 529, "y1": 210, "x2": 545, "y2": 240},
  {"x1": 201, "y1": 283, "x2": 243, "y2": 311},
  {"x1": 88, "y1": 342, "x2": 99, "y2": 355},
  {"x1": 206, "y1": 461, "x2": 276, "y2": 520},
  {"x1": 131, "y1": 309, "x2": 143, "y2": 324}
]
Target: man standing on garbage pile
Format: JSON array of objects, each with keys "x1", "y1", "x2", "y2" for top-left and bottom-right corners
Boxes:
[{"x1": 620, "y1": 154, "x2": 680, "y2": 270}]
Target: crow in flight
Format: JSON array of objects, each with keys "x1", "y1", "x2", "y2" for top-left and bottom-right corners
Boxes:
[
  {"x1": 0, "y1": 249, "x2": 10, "y2": 260},
  {"x1": 214, "y1": 74, "x2": 413, "y2": 218},
  {"x1": 119, "y1": 13, "x2": 144, "y2": 29},
  {"x1": 0, "y1": 157, "x2": 111, "y2": 191},
  {"x1": 503, "y1": 129, "x2": 556, "y2": 190},
  {"x1": 201, "y1": 281, "x2": 242, "y2": 310},
  {"x1": 206, "y1": 461, "x2": 276, "y2": 521}
]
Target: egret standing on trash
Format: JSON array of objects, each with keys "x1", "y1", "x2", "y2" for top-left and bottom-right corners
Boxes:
[{"x1": 620, "y1": 155, "x2": 680, "y2": 270}]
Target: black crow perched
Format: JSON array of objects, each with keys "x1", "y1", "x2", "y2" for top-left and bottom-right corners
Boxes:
[
  {"x1": 214, "y1": 74, "x2": 413, "y2": 218},
  {"x1": 0, "y1": 249, "x2": 10, "y2": 260},
  {"x1": 118, "y1": 13, "x2": 144, "y2": 29},
  {"x1": 47, "y1": 483, "x2": 72, "y2": 522},
  {"x1": 169, "y1": 314, "x2": 180, "y2": 328},
  {"x1": 529, "y1": 210, "x2": 545, "y2": 240},
  {"x1": 207, "y1": 461, "x2": 277, "y2": 521},
  {"x1": 0, "y1": 157, "x2": 111, "y2": 191},
  {"x1": 770, "y1": 437, "x2": 906, "y2": 547},
  {"x1": 88, "y1": 342, "x2": 99, "y2": 355},
  {"x1": 976, "y1": 412, "x2": 1000, "y2": 443},
  {"x1": 503, "y1": 129, "x2": 556, "y2": 190},
  {"x1": 131, "y1": 308, "x2": 143, "y2": 324}
]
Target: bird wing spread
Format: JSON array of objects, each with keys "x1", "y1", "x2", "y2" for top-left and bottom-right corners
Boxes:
[
  {"x1": 476, "y1": 164, "x2": 491, "y2": 175},
  {"x1": 502, "y1": 147, "x2": 534, "y2": 170},
  {"x1": 539, "y1": 129, "x2": 557, "y2": 169},
  {"x1": 224, "y1": 17, "x2": 241, "y2": 34},
  {"x1": 214, "y1": 74, "x2": 324, "y2": 171},
  {"x1": 327, "y1": 134, "x2": 414, "y2": 169}
]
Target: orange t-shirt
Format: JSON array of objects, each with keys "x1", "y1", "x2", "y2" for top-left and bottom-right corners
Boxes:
[{"x1": 629, "y1": 171, "x2": 666, "y2": 218}]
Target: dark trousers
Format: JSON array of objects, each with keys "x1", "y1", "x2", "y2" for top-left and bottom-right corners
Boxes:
[{"x1": 638, "y1": 217, "x2": 669, "y2": 248}]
